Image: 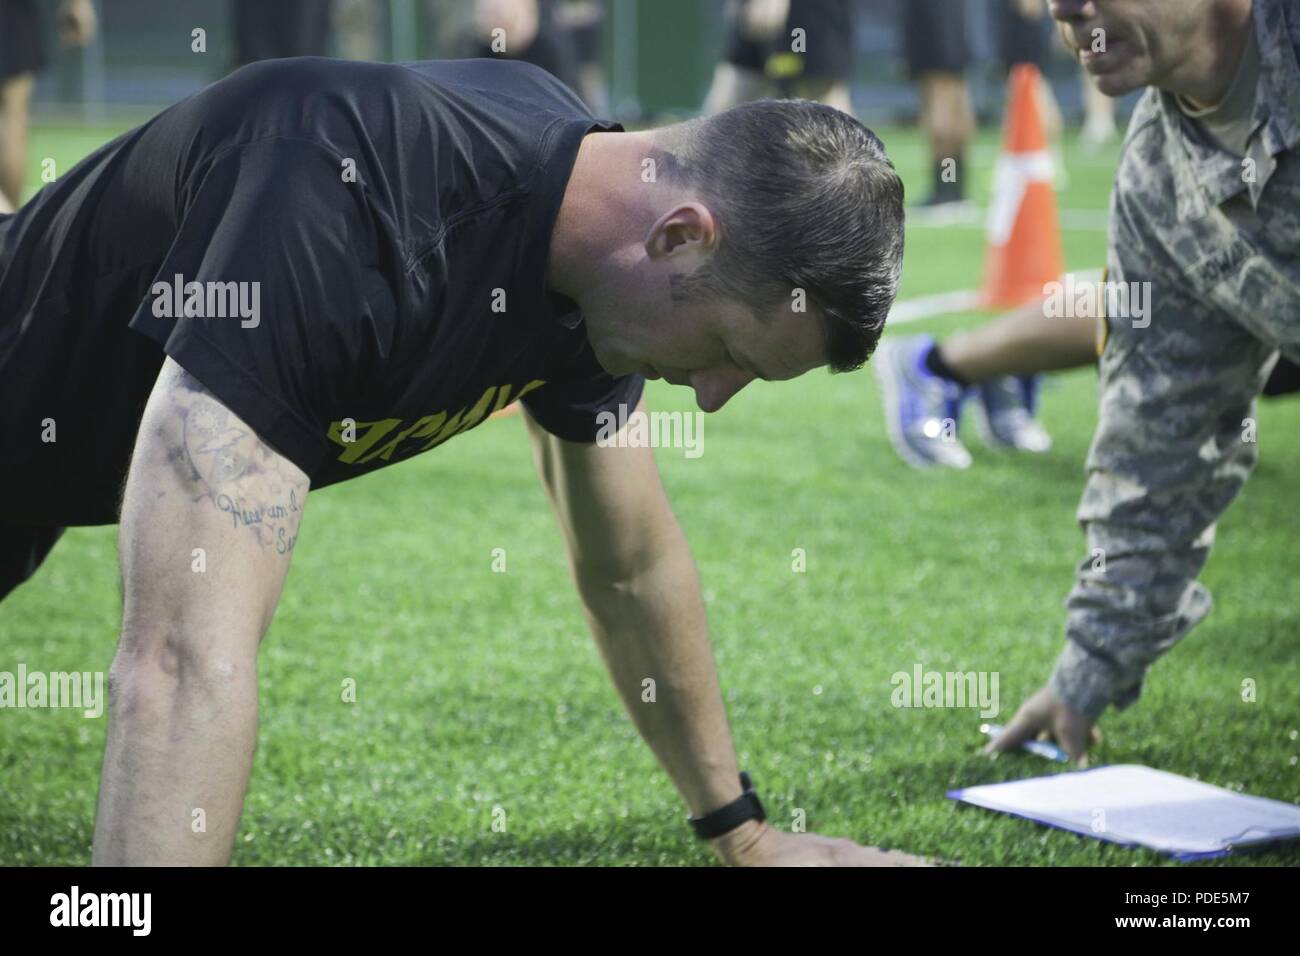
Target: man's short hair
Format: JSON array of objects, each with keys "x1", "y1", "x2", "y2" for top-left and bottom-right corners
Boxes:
[{"x1": 657, "y1": 100, "x2": 905, "y2": 372}]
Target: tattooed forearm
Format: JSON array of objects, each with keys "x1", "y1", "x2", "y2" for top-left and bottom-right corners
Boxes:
[{"x1": 158, "y1": 365, "x2": 308, "y2": 556}]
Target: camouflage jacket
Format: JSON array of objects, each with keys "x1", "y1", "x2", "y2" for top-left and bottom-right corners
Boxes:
[{"x1": 1049, "y1": 0, "x2": 1300, "y2": 718}]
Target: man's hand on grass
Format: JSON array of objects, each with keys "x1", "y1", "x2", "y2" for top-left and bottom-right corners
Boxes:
[
  {"x1": 710, "y1": 820, "x2": 932, "y2": 867},
  {"x1": 985, "y1": 686, "x2": 1102, "y2": 767}
]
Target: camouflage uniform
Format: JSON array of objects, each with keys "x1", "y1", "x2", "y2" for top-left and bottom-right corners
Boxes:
[{"x1": 1048, "y1": 0, "x2": 1300, "y2": 719}]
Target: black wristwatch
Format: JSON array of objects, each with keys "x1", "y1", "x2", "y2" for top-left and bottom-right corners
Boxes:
[{"x1": 688, "y1": 772, "x2": 766, "y2": 840}]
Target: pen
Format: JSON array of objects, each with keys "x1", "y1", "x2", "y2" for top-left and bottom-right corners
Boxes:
[{"x1": 980, "y1": 723, "x2": 1070, "y2": 762}]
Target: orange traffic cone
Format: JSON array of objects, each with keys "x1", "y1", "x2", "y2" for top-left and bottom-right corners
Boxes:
[{"x1": 981, "y1": 64, "x2": 1064, "y2": 309}]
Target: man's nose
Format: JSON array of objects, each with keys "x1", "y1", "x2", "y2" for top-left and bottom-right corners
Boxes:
[{"x1": 689, "y1": 368, "x2": 754, "y2": 413}]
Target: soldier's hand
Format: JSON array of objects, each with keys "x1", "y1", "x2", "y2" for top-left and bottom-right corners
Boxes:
[
  {"x1": 709, "y1": 820, "x2": 932, "y2": 867},
  {"x1": 984, "y1": 686, "x2": 1101, "y2": 766}
]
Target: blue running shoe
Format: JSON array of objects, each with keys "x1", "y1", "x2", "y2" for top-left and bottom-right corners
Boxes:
[
  {"x1": 971, "y1": 374, "x2": 1053, "y2": 452},
  {"x1": 872, "y1": 335, "x2": 972, "y2": 470}
]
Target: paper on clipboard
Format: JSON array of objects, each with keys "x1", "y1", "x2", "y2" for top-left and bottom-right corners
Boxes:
[{"x1": 948, "y1": 764, "x2": 1300, "y2": 860}]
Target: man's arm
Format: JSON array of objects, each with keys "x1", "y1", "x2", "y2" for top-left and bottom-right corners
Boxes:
[
  {"x1": 992, "y1": 204, "x2": 1275, "y2": 760},
  {"x1": 93, "y1": 357, "x2": 308, "y2": 865},
  {"x1": 524, "y1": 397, "x2": 925, "y2": 865},
  {"x1": 1055, "y1": 245, "x2": 1273, "y2": 720}
]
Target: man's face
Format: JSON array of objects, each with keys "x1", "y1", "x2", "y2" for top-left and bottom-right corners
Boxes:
[
  {"x1": 578, "y1": 200, "x2": 832, "y2": 413},
  {"x1": 1049, "y1": 0, "x2": 1207, "y2": 96},
  {"x1": 584, "y1": 285, "x2": 831, "y2": 414}
]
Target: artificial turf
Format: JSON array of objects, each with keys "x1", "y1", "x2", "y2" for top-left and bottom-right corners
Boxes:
[{"x1": 2, "y1": 121, "x2": 1297, "y2": 866}]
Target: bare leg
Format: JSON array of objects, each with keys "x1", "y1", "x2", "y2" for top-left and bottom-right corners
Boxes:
[
  {"x1": 92, "y1": 358, "x2": 309, "y2": 865},
  {"x1": 940, "y1": 308, "x2": 1097, "y2": 384},
  {"x1": 0, "y1": 72, "x2": 35, "y2": 209},
  {"x1": 792, "y1": 77, "x2": 852, "y2": 114},
  {"x1": 1080, "y1": 65, "x2": 1118, "y2": 151},
  {"x1": 0, "y1": 524, "x2": 64, "y2": 601},
  {"x1": 702, "y1": 62, "x2": 767, "y2": 114},
  {"x1": 1035, "y1": 72, "x2": 1064, "y2": 143},
  {"x1": 1034, "y1": 71, "x2": 1069, "y2": 188},
  {"x1": 919, "y1": 73, "x2": 974, "y2": 170}
]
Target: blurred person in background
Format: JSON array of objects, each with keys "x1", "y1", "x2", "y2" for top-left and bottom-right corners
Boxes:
[
  {"x1": 0, "y1": 0, "x2": 96, "y2": 211},
  {"x1": 703, "y1": 0, "x2": 855, "y2": 114},
  {"x1": 334, "y1": 0, "x2": 384, "y2": 63},
  {"x1": 998, "y1": 0, "x2": 1066, "y2": 186},
  {"x1": 472, "y1": 0, "x2": 583, "y2": 100},
  {"x1": 875, "y1": 0, "x2": 1300, "y2": 473},
  {"x1": 873, "y1": 0, "x2": 1072, "y2": 471},
  {"x1": 874, "y1": 302, "x2": 1094, "y2": 470},
  {"x1": 1079, "y1": 58, "x2": 1118, "y2": 150},
  {"x1": 232, "y1": 0, "x2": 336, "y2": 67},
  {"x1": 875, "y1": 277, "x2": 1300, "y2": 474},
  {"x1": 902, "y1": 0, "x2": 975, "y2": 213},
  {"x1": 556, "y1": 1, "x2": 609, "y2": 116},
  {"x1": 1001, "y1": 0, "x2": 1115, "y2": 155}
]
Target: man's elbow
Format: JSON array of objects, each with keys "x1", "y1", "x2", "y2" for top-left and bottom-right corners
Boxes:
[{"x1": 570, "y1": 532, "x2": 689, "y2": 609}]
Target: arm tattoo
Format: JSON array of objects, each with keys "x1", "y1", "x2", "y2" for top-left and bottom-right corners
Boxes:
[{"x1": 163, "y1": 367, "x2": 307, "y2": 556}]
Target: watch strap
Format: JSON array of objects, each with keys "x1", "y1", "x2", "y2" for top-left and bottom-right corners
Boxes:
[{"x1": 688, "y1": 772, "x2": 766, "y2": 840}]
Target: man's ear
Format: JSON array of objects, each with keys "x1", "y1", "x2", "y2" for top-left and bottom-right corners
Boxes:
[{"x1": 645, "y1": 202, "x2": 717, "y2": 260}]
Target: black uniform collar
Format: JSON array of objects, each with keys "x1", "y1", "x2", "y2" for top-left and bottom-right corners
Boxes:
[{"x1": 545, "y1": 288, "x2": 584, "y2": 330}]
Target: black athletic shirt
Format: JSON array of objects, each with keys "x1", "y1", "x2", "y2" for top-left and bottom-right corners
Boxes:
[{"x1": 0, "y1": 57, "x2": 642, "y2": 526}]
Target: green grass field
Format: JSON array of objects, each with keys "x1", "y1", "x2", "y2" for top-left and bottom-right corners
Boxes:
[{"x1": 3, "y1": 122, "x2": 1298, "y2": 866}]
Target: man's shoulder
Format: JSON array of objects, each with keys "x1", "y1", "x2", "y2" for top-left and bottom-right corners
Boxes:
[
  {"x1": 1258, "y1": 0, "x2": 1300, "y2": 72},
  {"x1": 1112, "y1": 89, "x2": 1173, "y2": 203},
  {"x1": 397, "y1": 58, "x2": 596, "y2": 120},
  {"x1": 1106, "y1": 90, "x2": 1186, "y2": 254},
  {"x1": 204, "y1": 56, "x2": 410, "y2": 107}
]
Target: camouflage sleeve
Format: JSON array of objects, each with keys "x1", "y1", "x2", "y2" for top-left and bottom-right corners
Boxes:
[{"x1": 1046, "y1": 191, "x2": 1276, "y2": 719}]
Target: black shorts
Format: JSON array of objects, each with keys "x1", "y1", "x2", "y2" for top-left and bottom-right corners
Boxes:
[
  {"x1": 0, "y1": 203, "x2": 161, "y2": 529},
  {"x1": 0, "y1": 0, "x2": 47, "y2": 80},
  {"x1": 1263, "y1": 355, "x2": 1300, "y2": 397},
  {"x1": 903, "y1": 0, "x2": 970, "y2": 79},
  {"x1": 0, "y1": 523, "x2": 63, "y2": 602},
  {"x1": 998, "y1": 0, "x2": 1054, "y2": 69},
  {"x1": 725, "y1": 31, "x2": 769, "y2": 74},
  {"x1": 724, "y1": 0, "x2": 854, "y2": 83},
  {"x1": 569, "y1": 5, "x2": 603, "y2": 65}
]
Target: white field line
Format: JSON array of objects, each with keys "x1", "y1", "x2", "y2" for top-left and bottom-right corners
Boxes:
[
  {"x1": 886, "y1": 269, "x2": 1105, "y2": 326},
  {"x1": 906, "y1": 206, "x2": 1109, "y2": 232},
  {"x1": 1057, "y1": 209, "x2": 1111, "y2": 231},
  {"x1": 887, "y1": 289, "x2": 983, "y2": 324}
]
